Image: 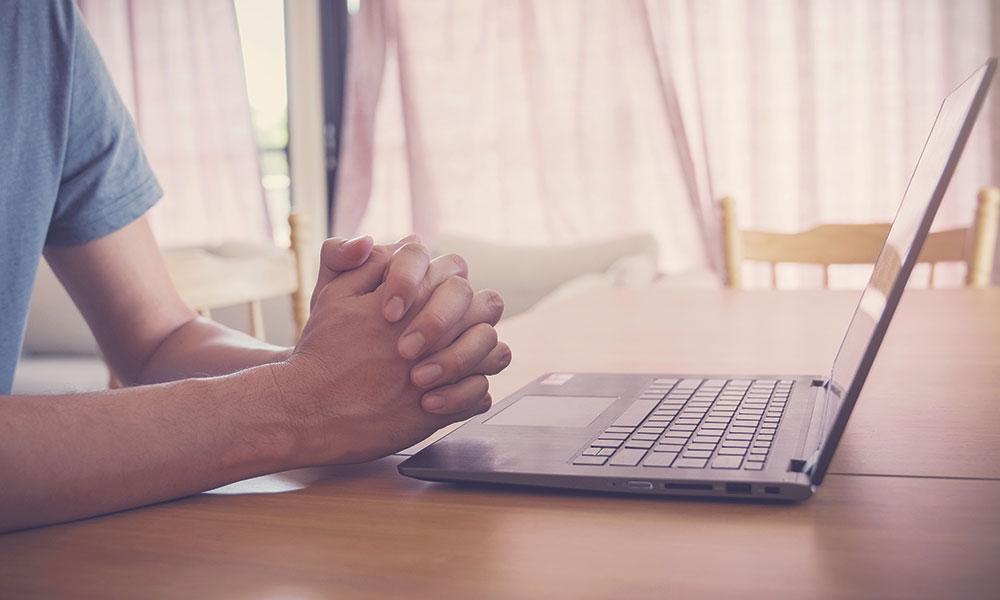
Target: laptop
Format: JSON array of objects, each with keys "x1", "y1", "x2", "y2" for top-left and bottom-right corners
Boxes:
[{"x1": 399, "y1": 59, "x2": 997, "y2": 501}]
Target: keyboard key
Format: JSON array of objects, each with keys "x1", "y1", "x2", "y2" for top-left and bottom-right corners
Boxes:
[
  {"x1": 683, "y1": 450, "x2": 713, "y2": 458},
  {"x1": 609, "y1": 448, "x2": 648, "y2": 466},
  {"x1": 693, "y1": 435, "x2": 722, "y2": 444},
  {"x1": 718, "y1": 447, "x2": 747, "y2": 456},
  {"x1": 722, "y1": 440, "x2": 750, "y2": 448},
  {"x1": 701, "y1": 423, "x2": 727, "y2": 430},
  {"x1": 749, "y1": 448, "x2": 768, "y2": 455},
  {"x1": 573, "y1": 455, "x2": 608, "y2": 465},
  {"x1": 655, "y1": 444, "x2": 684, "y2": 452},
  {"x1": 582, "y1": 447, "x2": 602, "y2": 456},
  {"x1": 664, "y1": 432, "x2": 691, "y2": 440},
  {"x1": 711, "y1": 455, "x2": 744, "y2": 469},
  {"x1": 746, "y1": 455, "x2": 765, "y2": 463},
  {"x1": 687, "y1": 443, "x2": 716, "y2": 451},
  {"x1": 597, "y1": 448, "x2": 615, "y2": 456},
  {"x1": 674, "y1": 457, "x2": 709, "y2": 468},
  {"x1": 753, "y1": 441, "x2": 772, "y2": 448},
  {"x1": 760, "y1": 428, "x2": 777, "y2": 435},
  {"x1": 598, "y1": 432, "x2": 629, "y2": 441},
  {"x1": 592, "y1": 439, "x2": 623, "y2": 448},
  {"x1": 637, "y1": 426, "x2": 667, "y2": 435},
  {"x1": 744, "y1": 462, "x2": 764, "y2": 470},
  {"x1": 727, "y1": 433, "x2": 752, "y2": 441},
  {"x1": 625, "y1": 440, "x2": 655, "y2": 450},
  {"x1": 757, "y1": 434, "x2": 774, "y2": 441},
  {"x1": 643, "y1": 452, "x2": 678, "y2": 467},
  {"x1": 612, "y1": 399, "x2": 660, "y2": 428},
  {"x1": 730, "y1": 426, "x2": 756, "y2": 434},
  {"x1": 605, "y1": 426, "x2": 634, "y2": 434},
  {"x1": 631, "y1": 433, "x2": 659, "y2": 441}
]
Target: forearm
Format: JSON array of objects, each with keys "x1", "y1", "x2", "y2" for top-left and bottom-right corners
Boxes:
[
  {"x1": 0, "y1": 365, "x2": 295, "y2": 532},
  {"x1": 136, "y1": 316, "x2": 291, "y2": 385}
]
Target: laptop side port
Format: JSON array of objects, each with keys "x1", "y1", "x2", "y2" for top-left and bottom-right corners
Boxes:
[
  {"x1": 664, "y1": 482, "x2": 714, "y2": 491},
  {"x1": 725, "y1": 483, "x2": 752, "y2": 495},
  {"x1": 764, "y1": 486, "x2": 781, "y2": 495},
  {"x1": 626, "y1": 480, "x2": 654, "y2": 490}
]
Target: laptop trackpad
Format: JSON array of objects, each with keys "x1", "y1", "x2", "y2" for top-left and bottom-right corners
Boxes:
[{"x1": 484, "y1": 395, "x2": 616, "y2": 427}]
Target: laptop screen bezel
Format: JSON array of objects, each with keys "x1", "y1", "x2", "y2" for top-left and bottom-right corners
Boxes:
[{"x1": 808, "y1": 58, "x2": 996, "y2": 486}]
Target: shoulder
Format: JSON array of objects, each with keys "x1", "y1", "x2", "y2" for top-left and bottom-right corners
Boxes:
[{"x1": 1, "y1": 0, "x2": 80, "y2": 54}]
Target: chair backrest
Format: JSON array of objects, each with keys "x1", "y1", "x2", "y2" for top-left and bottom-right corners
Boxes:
[
  {"x1": 108, "y1": 213, "x2": 310, "y2": 388},
  {"x1": 163, "y1": 212, "x2": 310, "y2": 340},
  {"x1": 721, "y1": 187, "x2": 1000, "y2": 289}
]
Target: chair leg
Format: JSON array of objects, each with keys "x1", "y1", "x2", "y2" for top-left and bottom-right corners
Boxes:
[
  {"x1": 966, "y1": 187, "x2": 999, "y2": 288},
  {"x1": 720, "y1": 196, "x2": 743, "y2": 289},
  {"x1": 249, "y1": 300, "x2": 266, "y2": 340},
  {"x1": 288, "y1": 211, "x2": 311, "y2": 339}
]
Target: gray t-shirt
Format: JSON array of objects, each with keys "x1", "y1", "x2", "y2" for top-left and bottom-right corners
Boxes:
[{"x1": 0, "y1": 0, "x2": 162, "y2": 393}]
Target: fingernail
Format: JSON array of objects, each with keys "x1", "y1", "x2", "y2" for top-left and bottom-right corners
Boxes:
[
  {"x1": 398, "y1": 331, "x2": 425, "y2": 358},
  {"x1": 423, "y1": 395, "x2": 444, "y2": 411},
  {"x1": 412, "y1": 363, "x2": 443, "y2": 387},
  {"x1": 344, "y1": 235, "x2": 370, "y2": 250},
  {"x1": 384, "y1": 296, "x2": 406, "y2": 322}
]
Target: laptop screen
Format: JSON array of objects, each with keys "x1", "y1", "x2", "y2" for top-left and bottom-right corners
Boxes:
[{"x1": 809, "y1": 59, "x2": 996, "y2": 484}]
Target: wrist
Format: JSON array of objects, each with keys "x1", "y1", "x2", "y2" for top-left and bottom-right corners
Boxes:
[{"x1": 220, "y1": 362, "x2": 306, "y2": 474}]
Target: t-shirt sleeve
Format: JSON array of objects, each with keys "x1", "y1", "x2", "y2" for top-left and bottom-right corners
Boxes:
[{"x1": 46, "y1": 2, "x2": 162, "y2": 246}]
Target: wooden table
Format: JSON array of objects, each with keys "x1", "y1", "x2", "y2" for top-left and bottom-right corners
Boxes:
[{"x1": 2, "y1": 288, "x2": 999, "y2": 599}]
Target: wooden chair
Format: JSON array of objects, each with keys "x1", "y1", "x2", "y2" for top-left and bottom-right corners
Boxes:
[
  {"x1": 720, "y1": 187, "x2": 1000, "y2": 289},
  {"x1": 107, "y1": 212, "x2": 311, "y2": 387}
]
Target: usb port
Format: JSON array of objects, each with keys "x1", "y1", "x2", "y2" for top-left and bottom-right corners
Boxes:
[
  {"x1": 626, "y1": 480, "x2": 653, "y2": 490},
  {"x1": 764, "y1": 486, "x2": 781, "y2": 495},
  {"x1": 725, "y1": 483, "x2": 751, "y2": 494}
]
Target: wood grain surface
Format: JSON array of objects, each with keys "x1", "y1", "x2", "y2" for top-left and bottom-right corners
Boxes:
[{"x1": 2, "y1": 288, "x2": 998, "y2": 599}]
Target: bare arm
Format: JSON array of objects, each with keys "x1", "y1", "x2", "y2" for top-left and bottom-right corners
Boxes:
[
  {"x1": 0, "y1": 236, "x2": 506, "y2": 532},
  {"x1": 44, "y1": 217, "x2": 291, "y2": 384},
  {"x1": 0, "y1": 366, "x2": 291, "y2": 532},
  {"x1": 2, "y1": 218, "x2": 509, "y2": 532}
]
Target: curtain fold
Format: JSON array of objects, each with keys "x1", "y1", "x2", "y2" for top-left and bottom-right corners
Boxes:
[
  {"x1": 76, "y1": 0, "x2": 270, "y2": 248},
  {"x1": 336, "y1": 0, "x2": 999, "y2": 282}
]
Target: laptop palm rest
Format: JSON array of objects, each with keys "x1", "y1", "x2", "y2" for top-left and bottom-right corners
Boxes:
[{"x1": 484, "y1": 395, "x2": 617, "y2": 428}]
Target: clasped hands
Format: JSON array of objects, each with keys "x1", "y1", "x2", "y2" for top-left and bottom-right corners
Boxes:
[{"x1": 272, "y1": 234, "x2": 510, "y2": 465}]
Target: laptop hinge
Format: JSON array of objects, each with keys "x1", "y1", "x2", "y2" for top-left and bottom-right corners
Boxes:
[
  {"x1": 787, "y1": 458, "x2": 808, "y2": 473},
  {"x1": 787, "y1": 378, "x2": 829, "y2": 474}
]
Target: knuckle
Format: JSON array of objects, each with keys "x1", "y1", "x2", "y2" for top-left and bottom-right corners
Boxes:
[
  {"x1": 399, "y1": 242, "x2": 431, "y2": 259},
  {"x1": 446, "y1": 275, "x2": 474, "y2": 298},
  {"x1": 472, "y1": 322, "x2": 499, "y2": 347},
  {"x1": 497, "y1": 342, "x2": 512, "y2": 367},
  {"x1": 444, "y1": 253, "x2": 469, "y2": 277},
  {"x1": 422, "y1": 309, "x2": 452, "y2": 334},
  {"x1": 471, "y1": 374, "x2": 490, "y2": 393},
  {"x1": 482, "y1": 289, "x2": 505, "y2": 318}
]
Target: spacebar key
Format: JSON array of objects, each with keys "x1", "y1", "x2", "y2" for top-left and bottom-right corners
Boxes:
[
  {"x1": 609, "y1": 449, "x2": 647, "y2": 466},
  {"x1": 611, "y1": 400, "x2": 660, "y2": 428}
]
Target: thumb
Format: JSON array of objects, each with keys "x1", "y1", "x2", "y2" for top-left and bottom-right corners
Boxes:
[
  {"x1": 325, "y1": 245, "x2": 394, "y2": 298},
  {"x1": 311, "y1": 235, "x2": 374, "y2": 310}
]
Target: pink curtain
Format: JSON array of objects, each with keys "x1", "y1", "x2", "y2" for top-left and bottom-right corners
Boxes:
[
  {"x1": 76, "y1": 0, "x2": 270, "y2": 248},
  {"x1": 336, "y1": 0, "x2": 1000, "y2": 285}
]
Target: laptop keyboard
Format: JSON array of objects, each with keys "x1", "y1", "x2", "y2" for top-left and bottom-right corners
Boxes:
[{"x1": 572, "y1": 378, "x2": 792, "y2": 470}]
